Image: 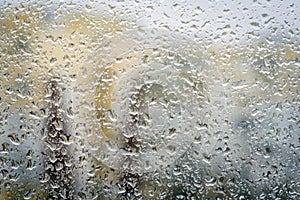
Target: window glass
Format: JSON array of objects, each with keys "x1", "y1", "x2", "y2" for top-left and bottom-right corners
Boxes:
[{"x1": 0, "y1": 0, "x2": 299, "y2": 199}]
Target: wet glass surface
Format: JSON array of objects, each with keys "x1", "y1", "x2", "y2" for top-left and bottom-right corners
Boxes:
[{"x1": 0, "y1": 0, "x2": 299, "y2": 199}]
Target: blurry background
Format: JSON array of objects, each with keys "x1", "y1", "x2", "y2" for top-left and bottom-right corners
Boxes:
[{"x1": 0, "y1": 0, "x2": 299, "y2": 199}]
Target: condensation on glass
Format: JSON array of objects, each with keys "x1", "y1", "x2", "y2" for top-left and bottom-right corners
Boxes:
[{"x1": 0, "y1": 0, "x2": 299, "y2": 199}]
